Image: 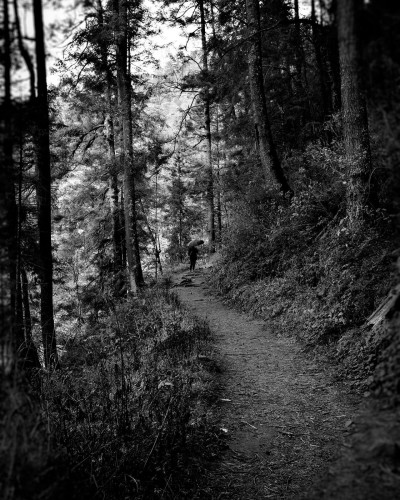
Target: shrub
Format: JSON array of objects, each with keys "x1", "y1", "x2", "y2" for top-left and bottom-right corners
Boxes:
[
  {"x1": 2, "y1": 287, "x2": 219, "y2": 499},
  {"x1": 212, "y1": 140, "x2": 397, "y2": 389}
]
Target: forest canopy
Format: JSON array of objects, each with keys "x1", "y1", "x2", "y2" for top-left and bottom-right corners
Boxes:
[{"x1": 1, "y1": 0, "x2": 400, "y2": 498}]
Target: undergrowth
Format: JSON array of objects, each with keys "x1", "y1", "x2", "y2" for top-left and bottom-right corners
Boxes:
[
  {"x1": 212, "y1": 154, "x2": 398, "y2": 400},
  {"x1": 1, "y1": 286, "x2": 221, "y2": 499}
]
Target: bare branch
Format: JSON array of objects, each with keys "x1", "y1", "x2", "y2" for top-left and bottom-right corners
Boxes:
[{"x1": 72, "y1": 125, "x2": 105, "y2": 156}]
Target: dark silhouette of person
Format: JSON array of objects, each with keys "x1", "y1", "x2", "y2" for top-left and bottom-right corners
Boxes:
[{"x1": 188, "y1": 246, "x2": 199, "y2": 271}]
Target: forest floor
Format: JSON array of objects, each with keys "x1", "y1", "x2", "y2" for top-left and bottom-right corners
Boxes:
[{"x1": 172, "y1": 266, "x2": 400, "y2": 499}]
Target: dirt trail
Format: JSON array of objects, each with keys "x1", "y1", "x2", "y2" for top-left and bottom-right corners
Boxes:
[{"x1": 173, "y1": 268, "x2": 400, "y2": 499}]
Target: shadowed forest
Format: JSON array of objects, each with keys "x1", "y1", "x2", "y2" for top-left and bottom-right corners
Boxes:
[{"x1": 1, "y1": 0, "x2": 400, "y2": 498}]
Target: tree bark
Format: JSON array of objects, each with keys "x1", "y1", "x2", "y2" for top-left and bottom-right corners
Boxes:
[
  {"x1": 311, "y1": 0, "x2": 330, "y2": 119},
  {"x1": 293, "y1": 0, "x2": 305, "y2": 97},
  {"x1": 97, "y1": 0, "x2": 124, "y2": 293},
  {"x1": 293, "y1": 0, "x2": 312, "y2": 140},
  {"x1": 114, "y1": 0, "x2": 144, "y2": 292},
  {"x1": 15, "y1": 140, "x2": 25, "y2": 350},
  {"x1": 154, "y1": 169, "x2": 162, "y2": 276},
  {"x1": 337, "y1": 0, "x2": 372, "y2": 228},
  {"x1": 215, "y1": 106, "x2": 222, "y2": 246},
  {"x1": 120, "y1": 190, "x2": 127, "y2": 269},
  {"x1": 1, "y1": 0, "x2": 17, "y2": 372},
  {"x1": 326, "y1": 0, "x2": 342, "y2": 111},
  {"x1": 104, "y1": 112, "x2": 124, "y2": 290},
  {"x1": 13, "y1": 0, "x2": 36, "y2": 101},
  {"x1": 21, "y1": 268, "x2": 32, "y2": 342},
  {"x1": 245, "y1": 0, "x2": 292, "y2": 195},
  {"x1": 198, "y1": 0, "x2": 215, "y2": 252},
  {"x1": 33, "y1": 0, "x2": 58, "y2": 367},
  {"x1": 21, "y1": 267, "x2": 41, "y2": 368}
]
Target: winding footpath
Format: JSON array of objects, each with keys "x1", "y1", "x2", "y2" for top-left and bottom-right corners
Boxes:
[{"x1": 173, "y1": 268, "x2": 400, "y2": 500}]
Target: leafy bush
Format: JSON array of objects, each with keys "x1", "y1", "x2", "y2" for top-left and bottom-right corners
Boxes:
[{"x1": 212, "y1": 141, "x2": 397, "y2": 391}]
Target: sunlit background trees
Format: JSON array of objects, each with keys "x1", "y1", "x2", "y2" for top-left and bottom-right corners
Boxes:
[{"x1": 1, "y1": 0, "x2": 400, "y2": 497}]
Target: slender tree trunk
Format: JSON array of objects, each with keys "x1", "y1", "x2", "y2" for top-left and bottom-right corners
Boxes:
[
  {"x1": 210, "y1": 0, "x2": 217, "y2": 41},
  {"x1": 21, "y1": 268, "x2": 32, "y2": 343},
  {"x1": 15, "y1": 272, "x2": 25, "y2": 349},
  {"x1": 13, "y1": 0, "x2": 36, "y2": 101},
  {"x1": 311, "y1": 0, "x2": 330, "y2": 119},
  {"x1": 15, "y1": 140, "x2": 25, "y2": 350},
  {"x1": 337, "y1": 0, "x2": 372, "y2": 228},
  {"x1": 245, "y1": 0, "x2": 292, "y2": 195},
  {"x1": 98, "y1": 0, "x2": 124, "y2": 293},
  {"x1": 120, "y1": 190, "x2": 127, "y2": 269},
  {"x1": 139, "y1": 199, "x2": 162, "y2": 277},
  {"x1": 293, "y1": 1, "x2": 305, "y2": 97},
  {"x1": 215, "y1": 107, "x2": 222, "y2": 246},
  {"x1": 21, "y1": 267, "x2": 41, "y2": 368},
  {"x1": 293, "y1": 0, "x2": 311, "y2": 137},
  {"x1": 122, "y1": 176, "x2": 138, "y2": 292},
  {"x1": 177, "y1": 160, "x2": 183, "y2": 262},
  {"x1": 114, "y1": 0, "x2": 144, "y2": 292},
  {"x1": 326, "y1": 0, "x2": 342, "y2": 111},
  {"x1": 1, "y1": 0, "x2": 17, "y2": 371},
  {"x1": 33, "y1": 0, "x2": 58, "y2": 368},
  {"x1": 216, "y1": 164, "x2": 222, "y2": 245},
  {"x1": 198, "y1": 0, "x2": 215, "y2": 252},
  {"x1": 154, "y1": 171, "x2": 162, "y2": 275},
  {"x1": 126, "y1": 43, "x2": 144, "y2": 286},
  {"x1": 104, "y1": 112, "x2": 124, "y2": 291}
]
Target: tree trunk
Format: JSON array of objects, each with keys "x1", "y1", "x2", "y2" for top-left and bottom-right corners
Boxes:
[
  {"x1": 311, "y1": 0, "x2": 330, "y2": 119},
  {"x1": 215, "y1": 106, "x2": 222, "y2": 246},
  {"x1": 216, "y1": 163, "x2": 222, "y2": 246},
  {"x1": 21, "y1": 267, "x2": 41, "y2": 368},
  {"x1": 154, "y1": 170, "x2": 162, "y2": 276},
  {"x1": 337, "y1": 0, "x2": 372, "y2": 228},
  {"x1": 293, "y1": 1, "x2": 305, "y2": 98},
  {"x1": 293, "y1": 0, "x2": 312, "y2": 141},
  {"x1": 0, "y1": 0, "x2": 17, "y2": 373},
  {"x1": 15, "y1": 273, "x2": 24, "y2": 345},
  {"x1": 108, "y1": 113, "x2": 124, "y2": 269},
  {"x1": 139, "y1": 198, "x2": 163, "y2": 277},
  {"x1": 245, "y1": 0, "x2": 292, "y2": 196},
  {"x1": 177, "y1": 159, "x2": 183, "y2": 261},
  {"x1": 198, "y1": 0, "x2": 215, "y2": 252},
  {"x1": 104, "y1": 112, "x2": 124, "y2": 292},
  {"x1": 33, "y1": 0, "x2": 58, "y2": 368},
  {"x1": 114, "y1": 0, "x2": 144, "y2": 292},
  {"x1": 15, "y1": 141, "x2": 25, "y2": 351},
  {"x1": 326, "y1": 0, "x2": 342, "y2": 111},
  {"x1": 21, "y1": 268, "x2": 32, "y2": 343},
  {"x1": 13, "y1": 0, "x2": 36, "y2": 101},
  {"x1": 97, "y1": 0, "x2": 124, "y2": 294},
  {"x1": 120, "y1": 190, "x2": 127, "y2": 269}
]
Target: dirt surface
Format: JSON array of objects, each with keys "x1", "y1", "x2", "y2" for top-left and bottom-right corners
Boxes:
[{"x1": 173, "y1": 268, "x2": 400, "y2": 499}]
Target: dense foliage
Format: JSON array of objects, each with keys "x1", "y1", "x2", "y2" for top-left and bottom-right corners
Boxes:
[
  {"x1": 206, "y1": 0, "x2": 400, "y2": 401},
  {"x1": 1, "y1": 286, "x2": 220, "y2": 499},
  {"x1": 2, "y1": 0, "x2": 400, "y2": 498}
]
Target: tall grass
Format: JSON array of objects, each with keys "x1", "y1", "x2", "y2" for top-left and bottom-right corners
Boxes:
[{"x1": 1, "y1": 287, "x2": 220, "y2": 499}]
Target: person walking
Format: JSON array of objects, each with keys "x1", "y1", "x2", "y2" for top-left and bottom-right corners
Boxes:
[
  {"x1": 187, "y1": 239, "x2": 204, "y2": 271},
  {"x1": 188, "y1": 246, "x2": 199, "y2": 271}
]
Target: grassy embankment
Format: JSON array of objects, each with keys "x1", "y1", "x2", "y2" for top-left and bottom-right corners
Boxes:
[
  {"x1": 1, "y1": 285, "x2": 221, "y2": 499},
  {"x1": 211, "y1": 187, "x2": 399, "y2": 403}
]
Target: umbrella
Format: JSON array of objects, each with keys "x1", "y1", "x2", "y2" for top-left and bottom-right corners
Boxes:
[{"x1": 188, "y1": 239, "x2": 204, "y2": 248}]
